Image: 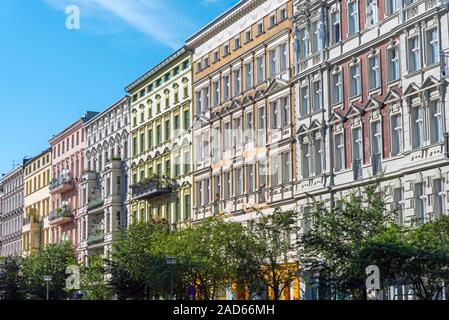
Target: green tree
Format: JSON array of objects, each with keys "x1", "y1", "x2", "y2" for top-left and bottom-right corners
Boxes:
[
  {"x1": 0, "y1": 256, "x2": 25, "y2": 300},
  {"x1": 361, "y1": 216, "x2": 449, "y2": 300},
  {"x1": 21, "y1": 241, "x2": 77, "y2": 300},
  {"x1": 80, "y1": 256, "x2": 113, "y2": 300},
  {"x1": 250, "y1": 208, "x2": 300, "y2": 300},
  {"x1": 299, "y1": 181, "x2": 395, "y2": 300},
  {"x1": 109, "y1": 222, "x2": 170, "y2": 300}
]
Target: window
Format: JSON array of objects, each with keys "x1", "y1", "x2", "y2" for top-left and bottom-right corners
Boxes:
[
  {"x1": 348, "y1": 1, "x2": 359, "y2": 35},
  {"x1": 408, "y1": 36, "x2": 421, "y2": 72},
  {"x1": 257, "y1": 21, "x2": 264, "y2": 35},
  {"x1": 269, "y1": 48, "x2": 278, "y2": 78},
  {"x1": 331, "y1": 10, "x2": 341, "y2": 44},
  {"x1": 271, "y1": 101, "x2": 281, "y2": 129},
  {"x1": 282, "y1": 152, "x2": 291, "y2": 183},
  {"x1": 280, "y1": 43, "x2": 288, "y2": 71},
  {"x1": 246, "y1": 111, "x2": 254, "y2": 141},
  {"x1": 183, "y1": 110, "x2": 190, "y2": 130},
  {"x1": 412, "y1": 106, "x2": 425, "y2": 148},
  {"x1": 299, "y1": 28, "x2": 309, "y2": 59},
  {"x1": 391, "y1": 114, "x2": 403, "y2": 156},
  {"x1": 223, "y1": 43, "x2": 230, "y2": 57},
  {"x1": 269, "y1": 14, "x2": 277, "y2": 28},
  {"x1": 282, "y1": 96, "x2": 290, "y2": 127},
  {"x1": 393, "y1": 188, "x2": 405, "y2": 225},
  {"x1": 300, "y1": 85, "x2": 310, "y2": 116},
  {"x1": 214, "y1": 175, "x2": 221, "y2": 200},
  {"x1": 139, "y1": 133, "x2": 145, "y2": 153},
  {"x1": 184, "y1": 195, "x2": 191, "y2": 220},
  {"x1": 156, "y1": 125, "x2": 162, "y2": 145},
  {"x1": 385, "y1": 0, "x2": 398, "y2": 15},
  {"x1": 213, "y1": 126, "x2": 221, "y2": 162},
  {"x1": 236, "y1": 168, "x2": 243, "y2": 196},
  {"x1": 224, "y1": 122, "x2": 231, "y2": 151},
  {"x1": 132, "y1": 137, "x2": 137, "y2": 156},
  {"x1": 311, "y1": 21, "x2": 319, "y2": 54},
  {"x1": 352, "y1": 127, "x2": 363, "y2": 179},
  {"x1": 256, "y1": 56, "x2": 265, "y2": 84},
  {"x1": 415, "y1": 182, "x2": 426, "y2": 221},
  {"x1": 165, "y1": 119, "x2": 171, "y2": 141},
  {"x1": 433, "y1": 179, "x2": 445, "y2": 219},
  {"x1": 430, "y1": 100, "x2": 443, "y2": 143},
  {"x1": 183, "y1": 151, "x2": 190, "y2": 174},
  {"x1": 302, "y1": 141, "x2": 311, "y2": 178},
  {"x1": 245, "y1": 62, "x2": 253, "y2": 90},
  {"x1": 313, "y1": 80, "x2": 321, "y2": 112},
  {"x1": 368, "y1": 55, "x2": 380, "y2": 90},
  {"x1": 335, "y1": 133, "x2": 345, "y2": 171},
  {"x1": 427, "y1": 28, "x2": 439, "y2": 65},
  {"x1": 245, "y1": 29, "x2": 252, "y2": 43},
  {"x1": 213, "y1": 50, "x2": 220, "y2": 63},
  {"x1": 234, "y1": 36, "x2": 241, "y2": 50},
  {"x1": 223, "y1": 75, "x2": 230, "y2": 101},
  {"x1": 314, "y1": 137, "x2": 323, "y2": 175},
  {"x1": 174, "y1": 115, "x2": 180, "y2": 130},
  {"x1": 233, "y1": 69, "x2": 241, "y2": 96},
  {"x1": 224, "y1": 172, "x2": 232, "y2": 198},
  {"x1": 280, "y1": 7, "x2": 287, "y2": 21},
  {"x1": 349, "y1": 64, "x2": 361, "y2": 97},
  {"x1": 332, "y1": 71, "x2": 343, "y2": 104},
  {"x1": 247, "y1": 164, "x2": 255, "y2": 192},
  {"x1": 270, "y1": 155, "x2": 280, "y2": 186},
  {"x1": 213, "y1": 80, "x2": 220, "y2": 107},
  {"x1": 258, "y1": 106, "x2": 266, "y2": 147},
  {"x1": 365, "y1": 0, "x2": 378, "y2": 27},
  {"x1": 234, "y1": 117, "x2": 243, "y2": 145},
  {"x1": 388, "y1": 46, "x2": 400, "y2": 82},
  {"x1": 371, "y1": 121, "x2": 382, "y2": 174}
]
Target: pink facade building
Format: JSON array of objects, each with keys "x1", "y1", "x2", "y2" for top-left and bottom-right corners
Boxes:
[{"x1": 48, "y1": 112, "x2": 98, "y2": 257}]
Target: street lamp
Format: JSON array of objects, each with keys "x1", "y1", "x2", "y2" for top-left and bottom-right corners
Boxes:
[
  {"x1": 43, "y1": 275, "x2": 53, "y2": 301},
  {"x1": 166, "y1": 257, "x2": 177, "y2": 301}
]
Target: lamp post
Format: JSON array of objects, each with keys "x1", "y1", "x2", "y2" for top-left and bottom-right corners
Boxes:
[
  {"x1": 43, "y1": 275, "x2": 52, "y2": 301},
  {"x1": 166, "y1": 257, "x2": 177, "y2": 301}
]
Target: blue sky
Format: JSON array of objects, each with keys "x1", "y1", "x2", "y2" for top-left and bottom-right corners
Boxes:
[{"x1": 0, "y1": 0, "x2": 239, "y2": 175}]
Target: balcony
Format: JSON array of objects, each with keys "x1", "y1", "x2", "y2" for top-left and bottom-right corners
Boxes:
[
  {"x1": 23, "y1": 215, "x2": 40, "y2": 232},
  {"x1": 353, "y1": 159, "x2": 363, "y2": 180},
  {"x1": 87, "y1": 197, "x2": 104, "y2": 211},
  {"x1": 372, "y1": 153, "x2": 382, "y2": 176},
  {"x1": 87, "y1": 232, "x2": 104, "y2": 246},
  {"x1": 49, "y1": 171, "x2": 74, "y2": 194},
  {"x1": 131, "y1": 177, "x2": 176, "y2": 201},
  {"x1": 48, "y1": 204, "x2": 73, "y2": 226}
]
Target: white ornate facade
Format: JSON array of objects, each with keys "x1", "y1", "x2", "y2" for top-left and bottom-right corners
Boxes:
[{"x1": 81, "y1": 97, "x2": 130, "y2": 261}]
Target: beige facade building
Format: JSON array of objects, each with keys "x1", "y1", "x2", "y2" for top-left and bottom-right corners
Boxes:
[{"x1": 23, "y1": 149, "x2": 52, "y2": 254}]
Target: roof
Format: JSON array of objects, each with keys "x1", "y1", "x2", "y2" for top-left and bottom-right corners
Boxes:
[
  {"x1": 125, "y1": 46, "x2": 190, "y2": 93},
  {"x1": 84, "y1": 96, "x2": 129, "y2": 127},
  {"x1": 186, "y1": 0, "x2": 250, "y2": 44},
  {"x1": 49, "y1": 111, "x2": 99, "y2": 144}
]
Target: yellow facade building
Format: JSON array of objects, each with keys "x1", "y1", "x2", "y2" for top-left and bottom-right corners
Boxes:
[
  {"x1": 23, "y1": 149, "x2": 52, "y2": 254},
  {"x1": 126, "y1": 47, "x2": 193, "y2": 225}
]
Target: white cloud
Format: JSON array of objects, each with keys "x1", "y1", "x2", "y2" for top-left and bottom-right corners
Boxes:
[{"x1": 43, "y1": 0, "x2": 196, "y2": 49}]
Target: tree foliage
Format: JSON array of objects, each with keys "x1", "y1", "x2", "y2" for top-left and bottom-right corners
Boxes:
[
  {"x1": 0, "y1": 255, "x2": 24, "y2": 300},
  {"x1": 299, "y1": 181, "x2": 395, "y2": 299},
  {"x1": 21, "y1": 241, "x2": 77, "y2": 300}
]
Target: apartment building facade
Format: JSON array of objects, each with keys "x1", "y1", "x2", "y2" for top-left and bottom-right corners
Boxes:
[
  {"x1": 292, "y1": 0, "x2": 449, "y2": 300},
  {"x1": 49, "y1": 112, "x2": 98, "y2": 259},
  {"x1": 187, "y1": 0, "x2": 299, "y2": 300},
  {"x1": 126, "y1": 47, "x2": 193, "y2": 227},
  {"x1": 80, "y1": 97, "x2": 130, "y2": 261},
  {"x1": 23, "y1": 149, "x2": 52, "y2": 255},
  {"x1": 0, "y1": 162, "x2": 27, "y2": 257}
]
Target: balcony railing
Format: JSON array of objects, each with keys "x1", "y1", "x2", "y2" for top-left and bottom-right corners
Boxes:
[
  {"x1": 372, "y1": 153, "x2": 382, "y2": 176},
  {"x1": 48, "y1": 205, "x2": 73, "y2": 225},
  {"x1": 87, "y1": 232, "x2": 104, "y2": 246},
  {"x1": 353, "y1": 159, "x2": 363, "y2": 180},
  {"x1": 87, "y1": 197, "x2": 104, "y2": 211},
  {"x1": 49, "y1": 171, "x2": 74, "y2": 194},
  {"x1": 131, "y1": 177, "x2": 176, "y2": 200},
  {"x1": 23, "y1": 216, "x2": 39, "y2": 226}
]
